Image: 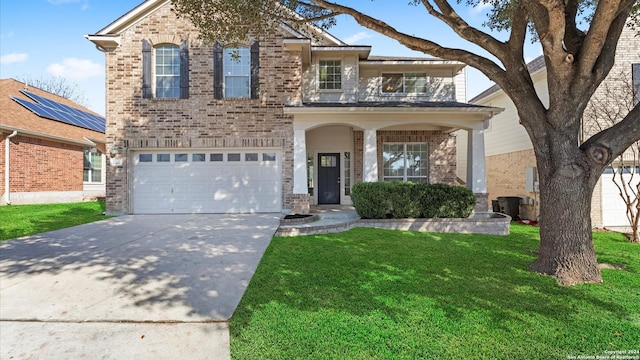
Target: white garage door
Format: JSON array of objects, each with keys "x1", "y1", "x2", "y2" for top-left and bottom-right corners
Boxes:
[
  {"x1": 132, "y1": 150, "x2": 281, "y2": 214},
  {"x1": 601, "y1": 167, "x2": 640, "y2": 227}
]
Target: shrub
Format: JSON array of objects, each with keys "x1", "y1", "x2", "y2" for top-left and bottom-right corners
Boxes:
[{"x1": 351, "y1": 182, "x2": 475, "y2": 219}]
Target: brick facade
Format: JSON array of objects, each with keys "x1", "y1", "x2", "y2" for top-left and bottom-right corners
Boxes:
[
  {"x1": 0, "y1": 133, "x2": 83, "y2": 194},
  {"x1": 104, "y1": 4, "x2": 302, "y2": 213}
]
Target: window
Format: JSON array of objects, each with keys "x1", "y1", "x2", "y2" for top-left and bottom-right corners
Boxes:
[
  {"x1": 344, "y1": 152, "x2": 351, "y2": 196},
  {"x1": 142, "y1": 40, "x2": 188, "y2": 99},
  {"x1": 382, "y1": 73, "x2": 427, "y2": 94},
  {"x1": 307, "y1": 152, "x2": 314, "y2": 196},
  {"x1": 263, "y1": 152, "x2": 276, "y2": 161},
  {"x1": 175, "y1": 154, "x2": 188, "y2": 162},
  {"x1": 214, "y1": 42, "x2": 259, "y2": 99},
  {"x1": 224, "y1": 47, "x2": 251, "y2": 98},
  {"x1": 157, "y1": 154, "x2": 170, "y2": 162},
  {"x1": 633, "y1": 63, "x2": 640, "y2": 105},
  {"x1": 139, "y1": 154, "x2": 153, "y2": 162},
  {"x1": 383, "y1": 143, "x2": 429, "y2": 182},
  {"x1": 210, "y1": 153, "x2": 223, "y2": 162},
  {"x1": 192, "y1": 154, "x2": 206, "y2": 162},
  {"x1": 319, "y1": 60, "x2": 341, "y2": 90},
  {"x1": 83, "y1": 147, "x2": 102, "y2": 183},
  {"x1": 245, "y1": 153, "x2": 258, "y2": 161},
  {"x1": 155, "y1": 45, "x2": 180, "y2": 98},
  {"x1": 228, "y1": 153, "x2": 241, "y2": 162}
]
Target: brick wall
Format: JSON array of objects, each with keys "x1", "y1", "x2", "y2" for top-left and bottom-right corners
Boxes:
[
  {"x1": 1, "y1": 134, "x2": 83, "y2": 194},
  {"x1": 104, "y1": 3, "x2": 302, "y2": 213},
  {"x1": 486, "y1": 149, "x2": 537, "y2": 220}
]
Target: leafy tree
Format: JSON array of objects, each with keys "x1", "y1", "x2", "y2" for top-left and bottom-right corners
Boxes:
[
  {"x1": 171, "y1": 0, "x2": 640, "y2": 285},
  {"x1": 17, "y1": 76, "x2": 88, "y2": 106}
]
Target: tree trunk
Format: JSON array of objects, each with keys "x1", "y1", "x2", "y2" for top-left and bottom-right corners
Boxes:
[{"x1": 528, "y1": 157, "x2": 603, "y2": 285}]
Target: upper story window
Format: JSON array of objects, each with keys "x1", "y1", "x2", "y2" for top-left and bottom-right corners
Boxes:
[
  {"x1": 382, "y1": 73, "x2": 427, "y2": 94},
  {"x1": 155, "y1": 45, "x2": 180, "y2": 98},
  {"x1": 632, "y1": 63, "x2": 640, "y2": 105},
  {"x1": 142, "y1": 40, "x2": 189, "y2": 99},
  {"x1": 83, "y1": 147, "x2": 103, "y2": 183},
  {"x1": 223, "y1": 47, "x2": 251, "y2": 98},
  {"x1": 214, "y1": 42, "x2": 260, "y2": 100},
  {"x1": 319, "y1": 60, "x2": 342, "y2": 90}
]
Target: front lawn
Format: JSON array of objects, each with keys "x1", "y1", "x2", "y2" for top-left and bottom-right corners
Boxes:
[
  {"x1": 230, "y1": 225, "x2": 640, "y2": 359},
  {"x1": 0, "y1": 201, "x2": 109, "y2": 241}
]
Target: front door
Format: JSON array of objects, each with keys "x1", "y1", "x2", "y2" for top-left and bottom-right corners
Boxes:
[{"x1": 318, "y1": 153, "x2": 340, "y2": 204}]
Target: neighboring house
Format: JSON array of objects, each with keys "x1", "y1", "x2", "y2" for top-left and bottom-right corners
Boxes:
[
  {"x1": 1, "y1": 79, "x2": 106, "y2": 205},
  {"x1": 85, "y1": 0, "x2": 501, "y2": 215},
  {"x1": 457, "y1": 25, "x2": 640, "y2": 228}
]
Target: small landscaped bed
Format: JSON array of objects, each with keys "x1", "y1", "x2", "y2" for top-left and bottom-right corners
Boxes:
[
  {"x1": 0, "y1": 201, "x2": 109, "y2": 241},
  {"x1": 230, "y1": 225, "x2": 639, "y2": 359}
]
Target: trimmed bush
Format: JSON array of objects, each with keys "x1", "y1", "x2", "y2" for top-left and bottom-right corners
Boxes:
[{"x1": 351, "y1": 182, "x2": 475, "y2": 219}]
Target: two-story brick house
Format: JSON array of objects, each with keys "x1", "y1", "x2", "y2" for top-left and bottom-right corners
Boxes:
[{"x1": 86, "y1": 0, "x2": 501, "y2": 215}]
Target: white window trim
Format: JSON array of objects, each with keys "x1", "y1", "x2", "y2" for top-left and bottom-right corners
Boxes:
[
  {"x1": 318, "y1": 59, "x2": 343, "y2": 91},
  {"x1": 83, "y1": 147, "x2": 104, "y2": 184},
  {"x1": 382, "y1": 142, "x2": 429, "y2": 182},
  {"x1": 154, "y1": 44, "x2": 181, "y2": 99},
  {"x1": 223, "y1": 46, "x2": 251, "y2": 99}
]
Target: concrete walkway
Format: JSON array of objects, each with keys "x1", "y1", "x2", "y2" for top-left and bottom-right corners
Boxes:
[{"x1": 0, "y1": 214, "x2": 280, "y2": 360}]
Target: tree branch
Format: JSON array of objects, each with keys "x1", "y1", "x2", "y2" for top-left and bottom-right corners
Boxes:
[
  {"x1": 581, "y1": 103, "x2": 640, "y2": 166},
  {"x1": 578, "y1": 0, "x2": 624, "y2": 78},
  {"x1": 419, "y1": 0, "x2": 507, "y2": 61}
]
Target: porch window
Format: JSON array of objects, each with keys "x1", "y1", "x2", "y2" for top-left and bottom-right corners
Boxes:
[
  {"x1": 83, "y1": 147, "x2": 102, "y2": 183},
  {"x1": 344, "y1": 152, "x2": 351, "y2": 196},
  {"x1": 383, "y1": 143, "x2": 428, "y2": 183},
  {"x1": 382, "y1": 73, "x2": 427, "y2": 94},
  {"x1": 307, "y1": 152, "x2": 314, "y2": 196}
]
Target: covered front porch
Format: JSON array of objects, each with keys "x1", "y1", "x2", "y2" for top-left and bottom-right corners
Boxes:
[{"x1": 284, "y1": 102, "x2": 502, "y2": 214}]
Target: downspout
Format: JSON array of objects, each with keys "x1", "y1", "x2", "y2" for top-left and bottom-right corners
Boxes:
[{"x1": 4, "y1": 131, "x2": 18, "y2": 205}]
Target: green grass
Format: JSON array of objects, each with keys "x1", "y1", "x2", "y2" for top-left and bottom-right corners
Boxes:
[
  {"x1": 0, "y1": 201, "x2": 109, "y2": 241},
  {"x1": 230, "y1": 225, "x2": 640, "y2": 360}
]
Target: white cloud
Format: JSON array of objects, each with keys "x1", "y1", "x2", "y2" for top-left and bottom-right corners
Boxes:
[
  {"x1": 1, "y1": 53, "x2": 29, "y2": 64},
  {"x1": 46, "y1": 58, "x2": 102, "y2": 81},
  {"x1": 343, "y1": 31, "x2": 374, "y2": 45}
]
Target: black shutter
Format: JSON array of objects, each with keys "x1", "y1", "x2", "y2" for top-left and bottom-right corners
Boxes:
[
  {"x1": 142, "y1": 39, "x2": 152, "y2": 99},
  {"x1": 180, "y1": 40, "x2": 189, "y2": 99},
  {"x1": 250, "y1": 41, "x2": 260, "y2": 99},
  {"x1": 213, "y1": 42, "x2": 223, "y2": 100}
]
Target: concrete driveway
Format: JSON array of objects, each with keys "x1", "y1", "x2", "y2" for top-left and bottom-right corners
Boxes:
[{"x1": 0, "y1": 214, "x2": 281, "y2": 360}]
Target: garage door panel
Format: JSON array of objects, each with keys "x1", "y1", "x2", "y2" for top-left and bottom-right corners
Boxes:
[
  {"x1": 601, "y1": 169, "x2": 640, "y2": 227},
  {"x1": 133, "y1": 150, "x2": 281, "y2": 214}
]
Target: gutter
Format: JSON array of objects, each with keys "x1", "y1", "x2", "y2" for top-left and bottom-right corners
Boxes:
[{"x1": 4, "y1": 131, "x2": 18, "y2": 205}]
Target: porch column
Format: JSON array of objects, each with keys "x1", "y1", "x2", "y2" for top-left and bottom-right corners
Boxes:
[
  {"x1": 466, "y1": 128, "x2": 489, "y2": 212},
  {"x1": 363, "y1": 129, "x2": 378, "y2": 182},
  {"x1": 293, "y1": 129, "x2": 308, "y2": 194}
]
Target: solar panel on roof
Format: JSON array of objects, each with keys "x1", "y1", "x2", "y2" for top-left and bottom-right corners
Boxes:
[{"x1": 13, "y1": 90, "x2": 105, "y2": 133}]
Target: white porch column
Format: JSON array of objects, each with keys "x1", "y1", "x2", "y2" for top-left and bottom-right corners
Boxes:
[
  {"x1": 293, "y1": 129, "x2": 308, "y2": 194},
  {"x1": 466, "y1": 128, "x2": 487, "y2": 193},
  {"x1": 363, "y1": 129, "x2": 378, "y2": 182}
]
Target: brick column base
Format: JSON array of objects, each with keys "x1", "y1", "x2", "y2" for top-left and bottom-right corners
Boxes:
[
  {"x1": 289, "y1": 193, "x2": 310, "y2": 214},
  {"x1": 474, "y1": 193, "x2": 489, "y2": 213}
]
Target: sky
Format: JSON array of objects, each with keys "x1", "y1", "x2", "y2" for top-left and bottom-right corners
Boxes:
[{"x1": 0, "y1": 0, "x2": 543, "y2": 116}]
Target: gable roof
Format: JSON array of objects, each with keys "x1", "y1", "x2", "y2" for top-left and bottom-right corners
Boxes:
[
  {"x1": 0, "y1": 79, "x2": 105, "y2": 146},
  {"x1": 85, "y1": 0, "x2": 345, "y2": 51},
  {"x1": 469, "y1": 55, "x2": 546, "y2": 103}
]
